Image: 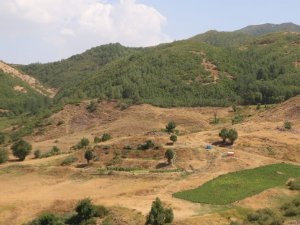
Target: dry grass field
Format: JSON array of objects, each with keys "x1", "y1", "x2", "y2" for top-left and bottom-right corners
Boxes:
[{"x1": 1, "y1": 96, "x2": 300, "y2": 225}]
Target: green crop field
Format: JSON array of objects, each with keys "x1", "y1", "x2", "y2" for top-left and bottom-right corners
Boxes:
[{"x1": 173, "y1": 163, "x2": 300, "y2": 205}]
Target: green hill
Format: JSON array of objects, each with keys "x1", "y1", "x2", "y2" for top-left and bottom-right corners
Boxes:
[
  {"x1": 17, "y1": 43, "x2": 141, "y2": 89},
  {"x1": 18, "y1": 31, "x2": 300, "y2": 108},
  {"x1": 236, "y1": 22, "x2": 300, "y2": 36},
  {"x1": 0, "y1": 70, "x2": 49, "y2": 115}
]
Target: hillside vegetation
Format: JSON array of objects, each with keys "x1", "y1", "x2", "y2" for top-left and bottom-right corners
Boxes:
[
  {"x1": 16, "y1": 28, "x2": 300, "y2": 108},
  {"x1": 0, "y1": 71, "x2": 49, "y2": 115}
]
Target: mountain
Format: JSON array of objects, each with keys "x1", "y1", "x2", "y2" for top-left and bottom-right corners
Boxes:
[
  {"x1": 190, "y1": 30, "x2": 252, "y2": 46},
  {"x1": 16, "y1": 43, "x2": 141, "y2": 89},
  {"x1": 236, "y1": 22, "x2": 300, "y2": 36},
  {"x1": 17, "y1": 27, "x2": 300, "y2": 108}
]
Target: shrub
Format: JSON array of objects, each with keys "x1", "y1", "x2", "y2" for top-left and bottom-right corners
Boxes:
[
  {"x1": 94, "y1": 136, "x2": 102, "y2": 143},
  {"x1": 101, "y1": 133, "x2": 112, "y2": 142},
  {"x1": 146, "y1": 197, "x2": 174, "y2": 225},
  {"x1": 170, "y1": 135, "x2": 177, "y2": 143},
  {"x1": 284, "y1": 121, "x2": 292, "y2": 130},
  {"x1": 287, "y1": 180, "x2": 300, "y2": 190},
  {"x1": 246, "y1": 208, "x2": 284, "y2": 225},
  {"x1": 11, "y1": 139, "x2": 32, "y2": 161},
  {"x1": 166, "y1": 121, "x2": 176, "y2": 133},
  {"x1": 0, "y1": 148, "x2": 8, "y2": 164},
  {"x1": 87, "y1": 100, "x2": 97, "y2": 113},
  {"x1": 76, "y1": 138, "x2": 90, "y2": 149},
  {"x1": 165, "y1": 149, "x2": 175, "y2": 165},
  {"x1": 61, "y1": 155, "x2": 78, "y2": 166},
  {"x1": 138, "y1": 140, "x2": 155, "y2": 150},
  {"x1": 232, "y1": 114, "x2": 244, "y2": 125},
  {"x1": 50, "y1": 146, "x2": 60, "y2": 155},
  {"x1": 23, "y1": 213, "x2": 65, "y2": 225},
  {"x1": 85, "y1": 150, "x2": 94, "y2": 164},
  {"x1": 281, "y1": 197, "x2": 300, "y2": 217},
  {"x1": 34, "y1": 150, "x2": 41, "y2": 159},
  {"x1": 75, "y1": 198, "x2": 97, "y2": 221}
]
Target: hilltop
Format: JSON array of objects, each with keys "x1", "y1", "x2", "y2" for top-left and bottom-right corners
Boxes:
[
  {"x1": 13, "y1": 26, "x2": 300, "y2": 108},
  {"x1": 236, "y1": 22, "x2": 300, "y2": 36}
]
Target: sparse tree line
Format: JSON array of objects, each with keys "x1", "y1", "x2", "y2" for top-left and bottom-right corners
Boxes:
[{"x1": 23, "y1": 197, "x2": 173, "y2": 225}]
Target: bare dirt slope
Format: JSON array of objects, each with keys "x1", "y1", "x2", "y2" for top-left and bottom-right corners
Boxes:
[{"x1": 1, "y1": 97, "x2": 300, "y2": 225}]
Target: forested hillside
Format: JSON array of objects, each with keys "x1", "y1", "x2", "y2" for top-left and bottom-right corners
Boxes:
[
  {"x1": 17, "y1": 43, "x2": 141, "y2": 88},
  {"x1": 0, "y1": 71, "x2": 50, "y2": 115},
  {"x1": 18, "y1": 30, "x2": 300, "y2": 107}
]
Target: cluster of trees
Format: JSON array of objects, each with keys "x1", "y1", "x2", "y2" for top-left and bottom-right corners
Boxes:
[
  {"x1": 23, "y1": 198, "x2": 109, "y2": 225},
  {"x1": 219, "y1": 128, "x2": 238, "y2": 145},
  {"x1": 24, "y1": 197, "x2": 174, "y2": 225}
]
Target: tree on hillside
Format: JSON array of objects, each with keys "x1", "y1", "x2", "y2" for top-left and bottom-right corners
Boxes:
[
  {"x1": 146, "y1": 197, "x2": 174, "y2": 225},
  {"x1": 11, "y1": 139, "x2": 32, "y2": 161},
  {"x1": 170, "y1": 135, "x2": 177, "y2": 144},
  {"x1": 166, "y1": 121, "x2": 176, "y2": 133},
  {"x1": 228, "y1": 129, "x2": 238, "y2": 145},
  {"x1": 165, "y1": 149, "x2": 175, "y2": 165},
  {"x1": 84, "y1": 149, "x2": 94, "y2": 164},
  {"x1": 219, "y1": 128, "x2": 229, "y2": 143}
]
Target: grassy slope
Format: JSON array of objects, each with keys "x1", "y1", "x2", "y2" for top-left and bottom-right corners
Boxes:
[{"x1": 174, "y1": 164, "x2": 300, "y2": 205}]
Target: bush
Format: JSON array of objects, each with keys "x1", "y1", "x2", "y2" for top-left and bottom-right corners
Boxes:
[
  {"x1": 166, "y1": 121, "x2": 176, "y2": 133},
  {"x1": 61, "y1": 155, "x2": 78, "y2": 166},
  {"x1": 170, "y1": 135, "x2": 177, "y2": 143},
  {"x1": 232, "y1": 114, "x2": 244, "y2": 125},
  {"x1": 281, "y1": 197, "x2": 300, "y2": 217},
  {"x1": 146, "y1": 197, "x2": 174, "y2": 225},
  {"x1": 34, "y1": 150, "x2": 41, "y2": 159},
  {"x1": 138, "y1": 140, "x2": 155, "y2": 150},
  {"x1": 50, "y1": 146, "x2": 60, "y2": 155},
  {"x1": 0, "y1": 148, "x2": 8, "y2": 164},
  {"x1": 101, "y1": 133, "x2": 112, "y2": 142},
  {"x1": 76, "y1": 138, "x2": 90, "y2": 149},
  {"x1": 284, "y1": 121, "x2": 292, "y2": 130},
  {"x1": 11, "y1": 139, "x2": 32, "y2": 161},
  {"x1": 165, "y1": 149, "x2": 175, "y2": 165},
  {"x1": 23, "y1": 213, "x2": 65, "y2": 225},
  {"x1": 247, "y1": 208, "x2": 284, "y2": 225},
  {"x1": 87, "y1": 100, "x2": 97, "y2": 113},
  {"x1": 94, "y1": 136, "x2": 102, "y2": 143},
  {"x1": 75, "y1": 198, "x2": 97, "y2": 221},
  {"x1": 287, "y1": 180, "x2": 300, "y2": 190}
]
